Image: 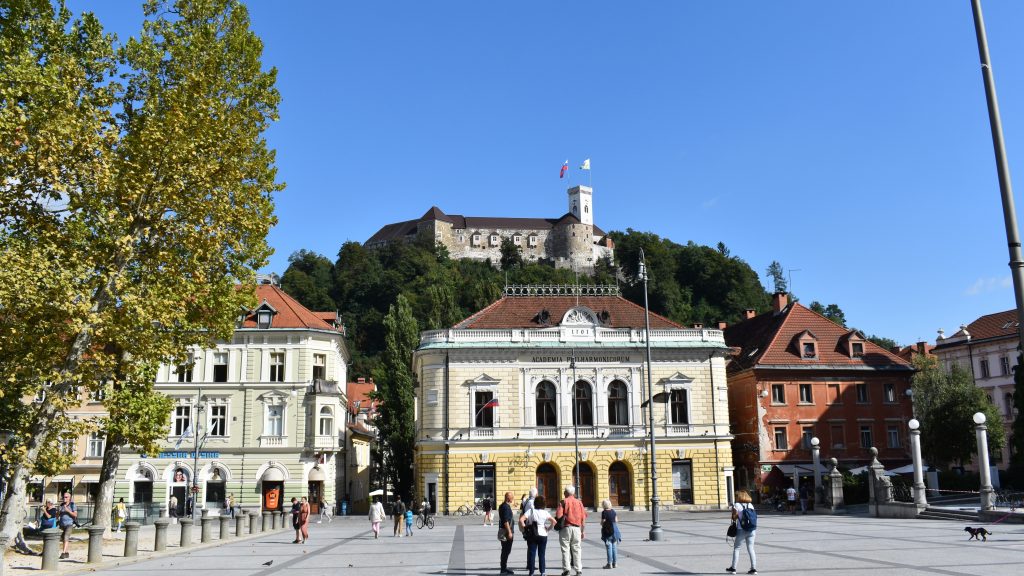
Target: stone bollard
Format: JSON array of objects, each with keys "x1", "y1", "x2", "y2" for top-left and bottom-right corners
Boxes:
[
  {"x1": 200, "y1": 513, "x2": 213, "y2": 543},
  {"x1": 272, "y1": 510, "x2": 282, "y2": 529},
  {"x1": 124, "y1": 522, "x2": 141, "y2": 557},
  {"x1": 262, "y1": 510, "x2": 271, "y2": 532},
  {"x1": 235, "y1": 513, "x2": 245, "y2": 538},
  {"x1": 219, "y1": 514, "x2": 231, "y2": 539},
  {"x1": 828, "y1": 458, "x2": 845, "y2": 510},
  {"x1": 249, "y1": 511, "x2": 260, "y2": 534},
  {"x1": 41, "y1": 528, "x2": 61, "y2": 571},
  {"x1": 88, "y1": 526, "x2": 106, "y2": 563},
  {"x1": 154, "y1": 516, "x2": 171, "y2": 551},
  {"x1": 179, "y1": 518, "x2": 194, "y2": 548}
]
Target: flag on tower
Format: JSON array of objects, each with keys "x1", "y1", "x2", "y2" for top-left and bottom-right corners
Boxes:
[
  {"x1": 559, "y1": 160, "x2": 568, "y2": 179},
  {"x1": 580, "y1": 158, "x2": 590, "y2": 170}
]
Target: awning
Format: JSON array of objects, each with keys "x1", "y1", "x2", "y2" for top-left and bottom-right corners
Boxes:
[
  {"x1": 50, "y1": 476, "x2": 74, "y2": 483},
  {"x1": 368, "y1": 489, "x2": 384, "y2": 497},
  {"x1": 78, "y1": 475, "x2": 101, "y2": 483},
  {"x1": 848, "y1": 465, "x2": 897, "y2": 477},
  {"x1": 261, "y1": 468, "x2": 286, "y2": 482},
  {"x1": 772, "y1": 463, "x2": 829, "y2": 476},
  {"x1": 307, "y1": 467, "x2": 326, "y2": 482}
]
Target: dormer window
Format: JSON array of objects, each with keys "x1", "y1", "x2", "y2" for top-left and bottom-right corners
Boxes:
[
  {"x1": 802, "y1": 342, "x2": 816, "y2": 358},
  {"x1": 529, "y1": 235, "x2": 538, "y2": 247},
  {"x1": 513, "y1": 235, "x2": 522, "y2": 244},
  {"x1": 490, "y1": 234, "x2": 500, "y2": 246},
  {"x1": 257, "y1": 310, "x2": 273, "y2": 329},
  {"x1": 844, "y1": 330, "x2": 866, "y2": 358},
  {"x1": 851, "y1": 342, "x2": 864, "y2": 357},
  {"x1": 794, "y1": 330, "x2": 818, "y2": 360}
]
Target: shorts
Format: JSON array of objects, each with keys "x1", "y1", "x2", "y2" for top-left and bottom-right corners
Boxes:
[{"x1": 61, "y1": 524, "x2": 73, "y2": 543}]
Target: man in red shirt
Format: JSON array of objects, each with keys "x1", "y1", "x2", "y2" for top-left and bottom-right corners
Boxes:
[{"x1": 556, "y1": 486, "x2": 587, "y2": 576}]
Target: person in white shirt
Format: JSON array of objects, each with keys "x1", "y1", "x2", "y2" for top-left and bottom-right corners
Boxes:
[
  {"x1": 785, "y1": 486, "x2": 797, "y2": 514},
  {"x1": 727, "y1": 490, "x2": 758, "y2": 575},
  {"x1": 518, "y1": 495, "x2": 555, "y2": 576}
]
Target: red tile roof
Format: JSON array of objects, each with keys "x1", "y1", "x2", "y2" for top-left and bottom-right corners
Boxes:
[
  {"x1": 241, "y1": 285, "x2": 342, "y2": 332},
  {"x1": 453, "y1": 295, "x2": 682, "y2": 329},
  {"x1": 725, "y1": 302, "x2": 912, "y2": 371},
  {"x1": 950, "y1": 309, "x2": 1019, "y2": 344},
  {"x1": 347, "y1": 379, "x2": 377, "y2": 414}
]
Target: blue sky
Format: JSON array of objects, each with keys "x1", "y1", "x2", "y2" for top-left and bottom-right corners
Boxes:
[{"x1": 68, "y1": 1, "x2": 1024, "y2": 348}]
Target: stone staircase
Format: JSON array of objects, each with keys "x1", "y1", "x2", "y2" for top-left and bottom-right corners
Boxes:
[{"x1": 917, "y1": 493, "x2": 981, "y2": 522}]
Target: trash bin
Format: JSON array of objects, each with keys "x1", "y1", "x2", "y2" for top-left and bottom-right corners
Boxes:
[{"x1": 341, "y1": 501, "x2": 348, "y2": 516}]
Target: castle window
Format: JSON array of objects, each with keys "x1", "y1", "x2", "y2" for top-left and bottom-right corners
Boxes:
[
  {"x1": 529, "y1": 235, "x2": 538, "y2": 247},
  {"x1": 490, "y1": 235, "x2": 499, "y2": 246},
  {"x1": 472, "y1": 234, "x2": 481, "y2": 245},
  {"x1": 513, "y1": 235, "x2": 522, "y2": 244},
  {"x1": 458, "y1": 234, "x2": 465, "y2": 243}
]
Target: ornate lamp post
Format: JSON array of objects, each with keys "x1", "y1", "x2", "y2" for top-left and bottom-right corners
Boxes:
[
  {"x1": 973, "y1": 412, "x2": 996, "y2": 510},
  {"x1": 570, "y1": 351, "x2": 581, "y2": 498},
  {"x1": 639, "y1": 249, "x2": 662, "y2": 541},
  {"x1": 810, "y1": 437, "x2": 821, "y2": 503},
  {"x1": 908, "y1": 419, "x2": 927, "y2": 507}
]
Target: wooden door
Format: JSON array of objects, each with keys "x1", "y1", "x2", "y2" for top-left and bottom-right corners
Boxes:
[
  {"x1": 536, "y1": 464, "x2": 558, "y2": 508},
  {"x1": 576, "y1": 464, "x2": 595, "y2": 509},
  {"x1": 608, "y1": 462, "x2": 631, "y2": 508}
]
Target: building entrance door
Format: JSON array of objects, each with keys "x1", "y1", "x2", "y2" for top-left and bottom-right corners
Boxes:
[
  {"x1": 171, "y1": 485, "x2": 187, "y2": 517},
  {"x1": 308, "y1": 481, "x2": 322, "y2": 513},
  {"x1": 573, "y1": 463, "x2": 595, "y2": 509},
  {"x1": 536, "y1": 463, "x2": 558, "y2": 507},
  {"x1": 608, "y1": 462, "x2": 631, "y2": 508}
]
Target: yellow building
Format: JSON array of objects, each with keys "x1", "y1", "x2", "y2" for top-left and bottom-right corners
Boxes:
[{"x1": 412, "y1": 285, "x2": 734, "y2": 513}]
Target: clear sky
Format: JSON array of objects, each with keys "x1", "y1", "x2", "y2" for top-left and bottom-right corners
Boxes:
[{"x1": 66, "y1": 0, "x2": 1024, "y2": 348}]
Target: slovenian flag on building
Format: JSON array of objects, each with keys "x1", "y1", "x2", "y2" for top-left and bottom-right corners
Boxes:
[
  {"x1": 482, "y1": 398, "x2": 499, "y2": 410},
  {"x1": 559, "y1": 160, "x2": 568, "y2": 179}
]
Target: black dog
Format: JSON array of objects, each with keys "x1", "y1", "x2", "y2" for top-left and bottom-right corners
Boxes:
[{"x1": 964, "y1": 526, "x2": 991, "y2": 541}]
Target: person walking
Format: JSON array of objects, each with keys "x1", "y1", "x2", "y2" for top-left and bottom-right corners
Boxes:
[
  {"x1": 785, "y1": 485, "x2": 797, "y2": 514},
  {"x1": 168, "y1": 494, "x2": 179, "y2": 523},
  {"x1": 393, "y1": 495, "x2": 406, "y2": 537},
  {"x1": 726, "y1": 490, "x2": 758, "y2": 575},
  {"x1": 482, "y1": 495, "x2": 493, "y2": 526},
  {"x1": 404, "y1": 504, "x2": 414, "y2": 536},
  {"x1": 556, "y1": 486, "x2": 586, "y2": 576},
  {"x1": 227, "y1": 493, "x2": 236, "y2": 518},
  {"x1": 369, "y1": 496, "x2": 385, "y2": 539},
  {"x1": 799, "y1": 484, "x2": 810, "y2": 514},
  {"x1": 114, "y1": 497, "x2": 127, "y2": 533},
  {"x1": 290, "y1": 497, "x2": 302, "y2": 543},
  {"x1": 299, "y1": 497, "x2": 311, "y2": 543},
  {"x1": 319, "y1": 498, "x2": 333, "y2": 523},
  {"x1": 599, "y1": 500, "x2": 619, "y2": 569},
  {"x1": 498, "y1": 491, "x2": 516, "y2": 575},
  {"x1": 57, "y1": 492, "x2": 77, "y2": 560},
  {"x1": 519, "y1": 495, "x2": 554, "y2": 576}
]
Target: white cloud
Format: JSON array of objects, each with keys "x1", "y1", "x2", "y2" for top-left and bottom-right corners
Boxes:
[{"x1": 964, "y1": 275, "x2": 1012, "y2": 296}]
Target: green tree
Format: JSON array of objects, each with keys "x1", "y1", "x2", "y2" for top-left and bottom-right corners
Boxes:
[
  {"x1": 375, "y1": 294, "x2": 419, "y2": 500},
  {"x1": 499, "y1": 237, "x2": 523, "y2": 270},
  {"x1": 0, "y1": 0, "x2": 280, "y2": 548},
  {"x1": 867, "y1": 334, "x2": 898, "y2": 351},
  {"x1": 809, "y1": 301, "x2": 847, "y2": 327},
  {"x1": 766, "y1": 261, "x2": 787, "y2": 294},
  {"x1": 281, "y1": 250, "x2": 335, "y2": 311},
  {"x1": 912, "y1": 356, "x2": 1004, "y2": 468}
]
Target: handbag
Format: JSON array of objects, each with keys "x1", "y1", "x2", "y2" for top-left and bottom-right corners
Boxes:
[
  {"x1": 726, "y1": 521, "x2": 737, "y2": 538},
  {"x1": 522, "y1": 510, "x2": 538, "y2": 541},
  {"x1": 553, "y1": 500, "x2": 567, "y2": 531}
]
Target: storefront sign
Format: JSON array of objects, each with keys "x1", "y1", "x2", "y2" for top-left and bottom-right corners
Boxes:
[{"x1": 149, "y1": 451, "x2": 221, "y2": 459}]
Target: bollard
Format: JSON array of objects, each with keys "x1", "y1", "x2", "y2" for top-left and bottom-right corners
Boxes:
[
  {"x1": 88, "y1": 526, "x2": 105, "y2": 563},
  {"x1": 200, "y1": 514, "x2": 213, "y2": 543},
  {"x1": 262, "y1": 510, "x2": 271, "y2": 532},
  {"x1": 235, "y1": 513, "x2": 245, "y2": 538},
  {"x1": 41, "y1": 528, "x2": 61, "y2": 571},
  {"x1": 154, "y1": 516, "x2": 170, "y2": 551},
  {"x1": 124, "y1": 522, "x2": 141, "y2": 557},
  {"x1": 219, "y1": 514, "x2": 231, "y2": 539},
  {"x1": 179, "y1": 518, "x2": 194, "y2": 548},
  {"x1": 272, "y1": 510, "x2": 282, "y2": 530},
  {"x1": 249, "y1": 511, "x2": 260, "y2": 534}
]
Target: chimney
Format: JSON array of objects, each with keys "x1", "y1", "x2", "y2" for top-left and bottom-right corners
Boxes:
[
  {"x1": 693, "y1": 323, "x2": 704, "y2": 329},
  {"x1": 743, "y1": 309, "x2": 756, "y2": 320},
  {"x1": 717, "y1": 321, "x2": 728, "y2": 330},
  {"x1": 917, "y1": 341, "x2": 927, "y2": 355},
  {"x1": 890, "y1": 346, "x2": 901, "y2": 354},
  {"x1": 771, "y1": 292, "x2": 788, "y2": 313}
]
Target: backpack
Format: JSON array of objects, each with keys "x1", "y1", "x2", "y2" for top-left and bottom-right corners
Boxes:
[{"x1": 738, "y1": 504, "x2": 757, "y2": 531}]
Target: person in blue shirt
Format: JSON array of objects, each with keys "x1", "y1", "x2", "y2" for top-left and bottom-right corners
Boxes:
[{"x1": 404, "y1": 506, "x2": 414, "y2": 536}]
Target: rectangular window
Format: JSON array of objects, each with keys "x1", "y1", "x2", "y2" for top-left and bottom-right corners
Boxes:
[
  {"x1": 209, "y1": 405, "x2": 227, "y2": 437},
  {"x1": 206, "y1": 481, "x2": 226, "y2": 505},
  {"x1": 312, "y1": 353, "x2": 326, "y2": 381},
  {"x1": 213, "y1": 352, "x2": 228, "y2": 382},
  {"x1": 883, "y1": 383, "x2": 896, "y2": 403},
  {"x1": 801, "y1": 426, "x2": 814, "y2": 450},
  {"x1": 851, "y1": 342, "x2": 864, "y2": 357},
  {"x1": 490, "y1": 235, "x2": 499, "y2": 245},
  {"x1": 830, "y1": 425, "x2": 845, "y2": 449},
  {"x1": 266, "y1": 405, "x2": 284, "y2": 436},
  {"x1": 474, "y1": 464, "x2": 496, "y2": 503},
  {"x1": 887, "y1": 425, "x2": 900, "y2": 448},
  {"x1": 513, "y1": 235, "x2": 522, "y2": 244},
  {"x1": 672, "y1": 460, "x2": 693, "y2": 505},
  {"x1": 474, "y1": 390, "x2": 495, "y2": 428},
  {"x1": 860, "y1": 425, "x2": 873, "y2": 449},
  {"x1": 1001, "y1": 357, "x2": 1011, "y2": 376},
  {"x1": 426, "y1": 389, "x2": 439, "y2": 406},
  {"x1": 799, "y1": 383, "x2": 813, "y2": 404},
  {"x1": 28, "y1": 482, "x2": 44, "y2": 503},
  {"x1": 176, "y1": 364, "x2": 193, "y2": 383},
  {"x1": 802, "y1": 342, "x2": 816, "y2": 358},
  {"x1": 827, "y1": 383, "x2": 841, "y2": 404},
  {"x1": 472, "y1": 234, "x2": 481, "y2": 245},
  {"x1": 173, "y1": 405, "x2": 192, "y2": 436},
  {"x1": 669, "y1": 389, "x2": 688, "y2": 424},
  {"x1": 528, "y1": 236, "x2": 538, "y2": 247},
  {"x1": 771, "y1": 384, "x2": 785, "y2": 404},
  {"x1": 980, "y1": 359, "x2": 990, "y2": 378},
  {"x1": 774, "y1": 427, "x2": 789, "y2": 451},
  {"x1": 856, "y1": 383, "x2": 869, "y2": 403},
  {"x1": 269, "y1": 352, "x2": 285, "y2": 382},
  {"x1": 60, "y1": 438, "x2": 75, "y2": 456},
  {"x1": 87, "y1": 432, "x2": 105, "y2": 458}
]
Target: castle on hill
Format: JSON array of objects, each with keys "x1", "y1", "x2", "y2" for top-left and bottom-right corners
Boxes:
[{"x1": 365, "y1": 185, "x2": 615, "y2": 271}]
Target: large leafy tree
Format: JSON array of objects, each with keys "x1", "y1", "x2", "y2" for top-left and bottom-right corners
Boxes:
[
  {"x1": 374, "y1": 294, "x2": 419, "y2": 501},
  {"x1": 281, "y1": 249, "x2": 336, "y2": 311},
  {"x1": 0, "y1": 0, "x2": 280, "y2": 554},
  {"x1": 809, "y1": 301, "x2": 847, "y2": 327}
]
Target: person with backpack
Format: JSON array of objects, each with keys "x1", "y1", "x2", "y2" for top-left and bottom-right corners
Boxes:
[
  {"x1": 57, "y1": 492, "x2": 77, "y2": 559},
  {"x1": 393, "y1": 495, "x2": 406, "y2": 537},
  {"x1": 727, "y1": 490, "x2": 758, "y2": 575}
]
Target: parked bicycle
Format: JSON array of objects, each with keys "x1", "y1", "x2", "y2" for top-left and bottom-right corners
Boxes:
[{"x1": 455, "y1": 502, "x2": 483, "y2": 516}]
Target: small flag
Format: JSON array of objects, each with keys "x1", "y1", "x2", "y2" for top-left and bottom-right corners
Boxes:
[
  {"x1": 174, "y1": 424, "x2": 193, "y2": 449},
  {"x1": 580, "y1": 158, "x2": 590, "y2": 170},
  {"x1": 482, "y1": 398, "x2": 499, "y2": 410},
  {"x1": 559, "y1": 160, "x2": 568, "y2": 179}
]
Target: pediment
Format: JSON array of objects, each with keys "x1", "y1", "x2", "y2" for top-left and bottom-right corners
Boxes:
[
  {"x1": 465, "y1": 373, "x2": 501, "y2": 387},
  {"x1": 561, "y1": 306, "x2": 599, "y2": 326},
  {"x1": 663, "y1": 372, "x2": 693, "y2": 387}
]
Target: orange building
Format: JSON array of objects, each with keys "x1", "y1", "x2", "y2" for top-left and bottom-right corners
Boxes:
[{"x1": 724, "y1": 293, "x2": 915, "y2": 494}]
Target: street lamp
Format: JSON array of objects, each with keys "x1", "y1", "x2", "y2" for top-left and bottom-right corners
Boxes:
[
  {"x1": 908, "y1": 419, "x2": 927, "y2": 507},
  {"x1": 569, "y1": 351, "x2": 581, "y2": 498},
  {"x1": 973, "y1": 412, "x2": 995, "y2": 509},
  {"x1": 810, "y1": 437, "x2": 821, "y2": 503},
  {"x1": 638, "y1": 249, "x2": 662, "y2": 541}
]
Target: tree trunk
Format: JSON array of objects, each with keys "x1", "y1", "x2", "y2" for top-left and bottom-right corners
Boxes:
[{"x1": 92, "y1": 438, "x2": 123, "y2": 537}]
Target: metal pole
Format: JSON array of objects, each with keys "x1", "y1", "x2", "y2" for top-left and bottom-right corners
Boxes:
[
  {"x1": 570, "y1": 351, "x2": 580, "y2": 498},
  {"x1": 974, "y1": 413, "x2": 996, "y2": 509},
  {"x1": 908, "y1": 419, "x2": 927, "y2": 507},
  {"x1": 639, "y1": 249, "x2": 662, "y2": 541},
  {"x1": 971, "y1": 0, "x2": 1024, "y2": 350}
]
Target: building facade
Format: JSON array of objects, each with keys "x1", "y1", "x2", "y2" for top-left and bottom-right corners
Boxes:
[
  {"x1": 112, "y1": 283, "x2": 350, "y2": 518},
  {"x1": 933, "y1": 310, "x2": 1020, "y2": 469},
  {"x1": 724, "y1": 294, "x2": 915, "y2": 494},
  {"x1": 412, "y1": 285, "x2": 734, "y2": 513},
  {"x1": 365, "y1": 186, "x2": 614, "y2": 272}
]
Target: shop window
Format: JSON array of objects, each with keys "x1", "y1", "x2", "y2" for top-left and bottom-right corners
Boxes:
[
  {"x1": 206, "y1": 481, "x2": 226, "y2": 505},
  {"x1": 474, "y1": 464, "x2": 496, "y2": 504}
]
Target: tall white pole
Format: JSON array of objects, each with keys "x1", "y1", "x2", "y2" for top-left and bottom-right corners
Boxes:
[
  {"x1": 908, "y1": 419, "x2": 927, "y2": 507},
  {"x1": 973, "y1": 413, "x2": 995, "y2": 510}
]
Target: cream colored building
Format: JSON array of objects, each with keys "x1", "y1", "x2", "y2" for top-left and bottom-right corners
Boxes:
[
  {"x1": 412, "y1": 285, "x2": 734, "y2": 513},
  {"x1": 112, "y1": 283, "x2": 350, "y2": 518}
]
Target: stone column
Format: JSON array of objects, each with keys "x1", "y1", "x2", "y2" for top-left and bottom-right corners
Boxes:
[
  {"x1": 909, "y1": 419, "x2": 928, "y2": 507},
  {"x1": 828, "y1": 458, "x2": 844, "y2": 510},
  {"x1": 273, "y1": 510, "x2": 283, "y2": 529},
  {"x1": 154, "y1": 516, "x2": 171, "y2": 552},
  {"x1": 200, "y1": 510, "x2": 213, "y2": 543},
  {"x1": 87, "y1": 526, "x2": 106, "y2": 563},
  {"x1": 219, "y1": 514, "x2": 231, "y2": 539},
  {"x1": 262, "y1": 510, "x2": 271, "y2": 532},
  {"x1": 974, "y1": 412, "x2": 996, "y2": 510},
  {"x1": 235, "y1": 514, "x2": 245, "y2": 538},
  {"x1": 811, "y1": 437, "x2": 822, "y2": 504},
  {"x1": 124, "y1": 522, "x2": 141, "y2": 557},
  {"x1": 179, "y1": 518, "x2": 194, "y2": 548},
  {"x1": 249, "y1": 511, "x2": 260, "y2": 534},
  {"x1": 41, "y1": 528, "x2": 61, "y2": 571}
]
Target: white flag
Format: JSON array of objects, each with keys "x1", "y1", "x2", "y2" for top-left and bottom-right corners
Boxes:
[
  {"x1": 580, "y1": 158, "x2": 591, "y2": 170},
  {"x1": 173, "y1": 424, "x2": 193, "y2": 449}
]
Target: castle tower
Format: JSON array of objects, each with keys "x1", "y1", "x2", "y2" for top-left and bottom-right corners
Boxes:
[{"x1": 567, "y1": 185, "x2": 593, "y2": 226}]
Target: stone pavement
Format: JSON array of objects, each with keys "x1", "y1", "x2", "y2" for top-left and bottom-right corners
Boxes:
[{"x1": 63, "y1": 511, "x2": 1024, "y2": 576}]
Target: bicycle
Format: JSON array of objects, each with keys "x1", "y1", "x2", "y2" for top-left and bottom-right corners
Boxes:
[{"x1": 415, "y1": 513, "x2": 435, "y2": 529}]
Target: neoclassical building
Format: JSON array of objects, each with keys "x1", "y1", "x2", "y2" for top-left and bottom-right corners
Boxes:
[
  {"x1": 113, "y1": 282, "x2": 350, "y2": 518},
  {"x1": 412, "y1": 285, "x2": 734, "y2": 513},
  {"x1": 365, "y1": 185, "x2": 614, "y2": 272}
]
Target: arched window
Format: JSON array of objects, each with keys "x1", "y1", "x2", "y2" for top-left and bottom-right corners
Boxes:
[
  {"x1": 573, "y1": 381, "x2": 594, "y2": 426},
  {"x1": 318, "y1": 406, "x2": 334, "y2": 436},
  {"x1": 608, "y1": 380, "x2": 628, "y2": 425},
  {"x1": 536, "y1": 381, "x2": 557, "y2": 427},
  {"x1": 670, "y1": 389, "x2": 689, "y2": 424}
]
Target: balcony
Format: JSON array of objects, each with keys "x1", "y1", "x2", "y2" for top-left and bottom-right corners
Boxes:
[
  {"x1": 422, "y1": 423, "x2": 730, "y2": 442},
  {"x1": 311, "y1": 435, "x2": 341, "y2": 450},
  {"x1": 419, "y1": 326, "x2": 726, "y2": 348},
  {"x1": 259, "y1": 435, "x2": 287, "y2": 447}
]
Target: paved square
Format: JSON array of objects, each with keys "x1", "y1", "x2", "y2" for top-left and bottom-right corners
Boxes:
[{"x1": 85, "y1": 511, "x2": 1024, "y2": 576}]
